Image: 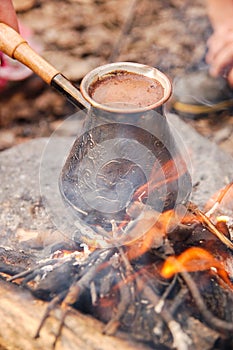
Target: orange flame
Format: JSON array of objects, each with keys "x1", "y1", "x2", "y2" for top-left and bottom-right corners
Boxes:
[
  {"x1": 52, "y1": 249, "x2": 75, "y2": 259},
  {"x1": 160, "y1": 247, "x2": 232, "y2": 288},
  {"x1": 126, "y1": 209, "x2": 176, "y2": 261},
  {"x1": 133, "y1": 154, "x2": 187, "y2": 202}
]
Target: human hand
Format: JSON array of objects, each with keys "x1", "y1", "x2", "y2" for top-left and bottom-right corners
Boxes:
[
  {"x1": 206, "y1": 26, "x2": 233, "y2": 88},
  {"x1": 0, "y1": 0, "x2": 19, "y2": 32}
]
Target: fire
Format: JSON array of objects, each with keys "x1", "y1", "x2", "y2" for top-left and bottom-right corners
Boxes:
[
  {"x1": 126, "y1": 222, "x2": 163, "y2": 261},
  {"x1": 182, "y1": 202, "x2": 233, "y2": 250},
  {"x1": 217, "y1": 215, "x2": 231, "y2": 223},
  {"x1": 52, "y1": 250, "x2": 75, "y2": 259},
  {"x1": 160, "y1": 246, "x2": 232, "y2": 288},
  {"x1": 133, "y1": 154, "x2": 188, "y2": 202},
  {"x1": 203, "y1": 183, "x2": 233, "y2": 243},
  {"x1": 51, "y1": 244, "x2": 91, "y2": 259},
  {"x1": 126, "y1": 209, "x2": 178, "y2": 261}
]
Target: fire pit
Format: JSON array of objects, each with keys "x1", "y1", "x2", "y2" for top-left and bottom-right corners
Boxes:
[{"x1": 0, "y1": 113, "x2": 233, "y2": 350}]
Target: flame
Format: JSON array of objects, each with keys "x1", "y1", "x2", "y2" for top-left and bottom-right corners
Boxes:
[
  {"x1": 216, "y1": 215, "x2": 230, "y2": 223},
  {"x1": 160, "y1": 247, "x2": 232, "y2": 288},
  {"x1": 51, "y1": 245, "x2": 92, "y2": 259},
  {"x1": 126, "y1": 224, "x2": 162, "y2": 261},
  {"x1": 133, "y1": 154, "x2": 187, "y2": 202},
  {"x1": 126, "y1": 209, "x2": 176, "y2": 261},
  {"x1": 52, "y1": 250, "x2": 74, "y2": 259}
]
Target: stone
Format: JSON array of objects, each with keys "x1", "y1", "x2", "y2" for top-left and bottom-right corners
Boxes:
[{"x1": 167, "y1": 112, "x2": 233, "y2": 208}]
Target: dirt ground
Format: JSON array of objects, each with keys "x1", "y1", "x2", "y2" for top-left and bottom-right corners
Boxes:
[{"x1": 1, "y1": 0, "x2": 233, "y2": 155}]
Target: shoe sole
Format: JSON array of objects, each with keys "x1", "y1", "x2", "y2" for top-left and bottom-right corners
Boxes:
[{"x1": 173, "y1": 99, "x2": 233, "y2": 117}]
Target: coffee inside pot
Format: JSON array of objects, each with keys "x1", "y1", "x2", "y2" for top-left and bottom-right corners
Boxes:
[{"x1": 88, "y1": 71, "x2": 164, "y2": 109}]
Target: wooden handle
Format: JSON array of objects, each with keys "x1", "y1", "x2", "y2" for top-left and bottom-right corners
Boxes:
[{"x1": 0, "y1": 23, "x2": 59, "y2": 84}]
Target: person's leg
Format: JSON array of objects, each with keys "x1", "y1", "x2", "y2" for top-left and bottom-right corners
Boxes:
[
  {"x1": 171, "y1": 0, "x2": 233, "y2": 119},
  {"x1": 206, "y1": 0, "x2": 233, "y2": 87}
]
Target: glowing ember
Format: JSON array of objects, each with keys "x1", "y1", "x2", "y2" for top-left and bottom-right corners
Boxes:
[{"x1": 52, "y1": 249, "x2": 77, "y2": 259}]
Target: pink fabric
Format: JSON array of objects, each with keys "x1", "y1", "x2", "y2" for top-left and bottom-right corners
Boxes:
[{"x1": 0, "y1": 22, "x2": 42, "y2": 90}]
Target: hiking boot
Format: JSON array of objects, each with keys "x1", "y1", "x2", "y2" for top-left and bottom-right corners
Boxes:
[{"x1": 170, "y1": 68, "x2": 233, "y2": 119}]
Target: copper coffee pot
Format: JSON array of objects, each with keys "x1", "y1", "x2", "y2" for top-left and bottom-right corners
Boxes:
[{"x1": 0, "y1": 23, "x2": 192, "y2": 247}]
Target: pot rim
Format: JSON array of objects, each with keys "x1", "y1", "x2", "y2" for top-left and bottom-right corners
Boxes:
[{"x1": 80, "y1": 61, "x2": 172, "y2": 114}]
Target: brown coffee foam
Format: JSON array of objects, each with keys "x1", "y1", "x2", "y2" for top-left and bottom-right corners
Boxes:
[{"x1": 88, "y1": 71, "x2": 164, "y2": 108}]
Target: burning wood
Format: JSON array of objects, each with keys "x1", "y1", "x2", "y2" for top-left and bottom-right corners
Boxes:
[{"x1": 1, "y1": 182, "x2": 233, "y2": 350}]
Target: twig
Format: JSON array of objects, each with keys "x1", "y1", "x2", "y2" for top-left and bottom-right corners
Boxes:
[
  {"x1": 187, "y1": 202, "x2": 233, "y2": 250},
  {"x1": 205, "y1": 183, "x2": 233, "y2": 217},
  {"x1": 103, "y1": 247, "x2": 138, "y2": 335},
  {"x1": 34, "y1": 291, "x2": 67, "y2": 339},
  {"x1": 154, "y1": 274, "x2": 177, "y2": 313},
  {"x1": 8, "y1": 258, "x2": 59, "y2": 282},
  {"x1": 136, "y1": 275, "x2": 192, "y2": 350},
  {"x1": 103, "y1": 273, "x2": 132, "y2": 335},
  {"x1": 169, "y1": 281, "x2": 189, "y2": 315},
  {"x1": 181, "y1": 270, "x2": 233, "y2": 332},
  {"x1": 34, "y1": 249, "x2": 115, "y2": 345}
]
